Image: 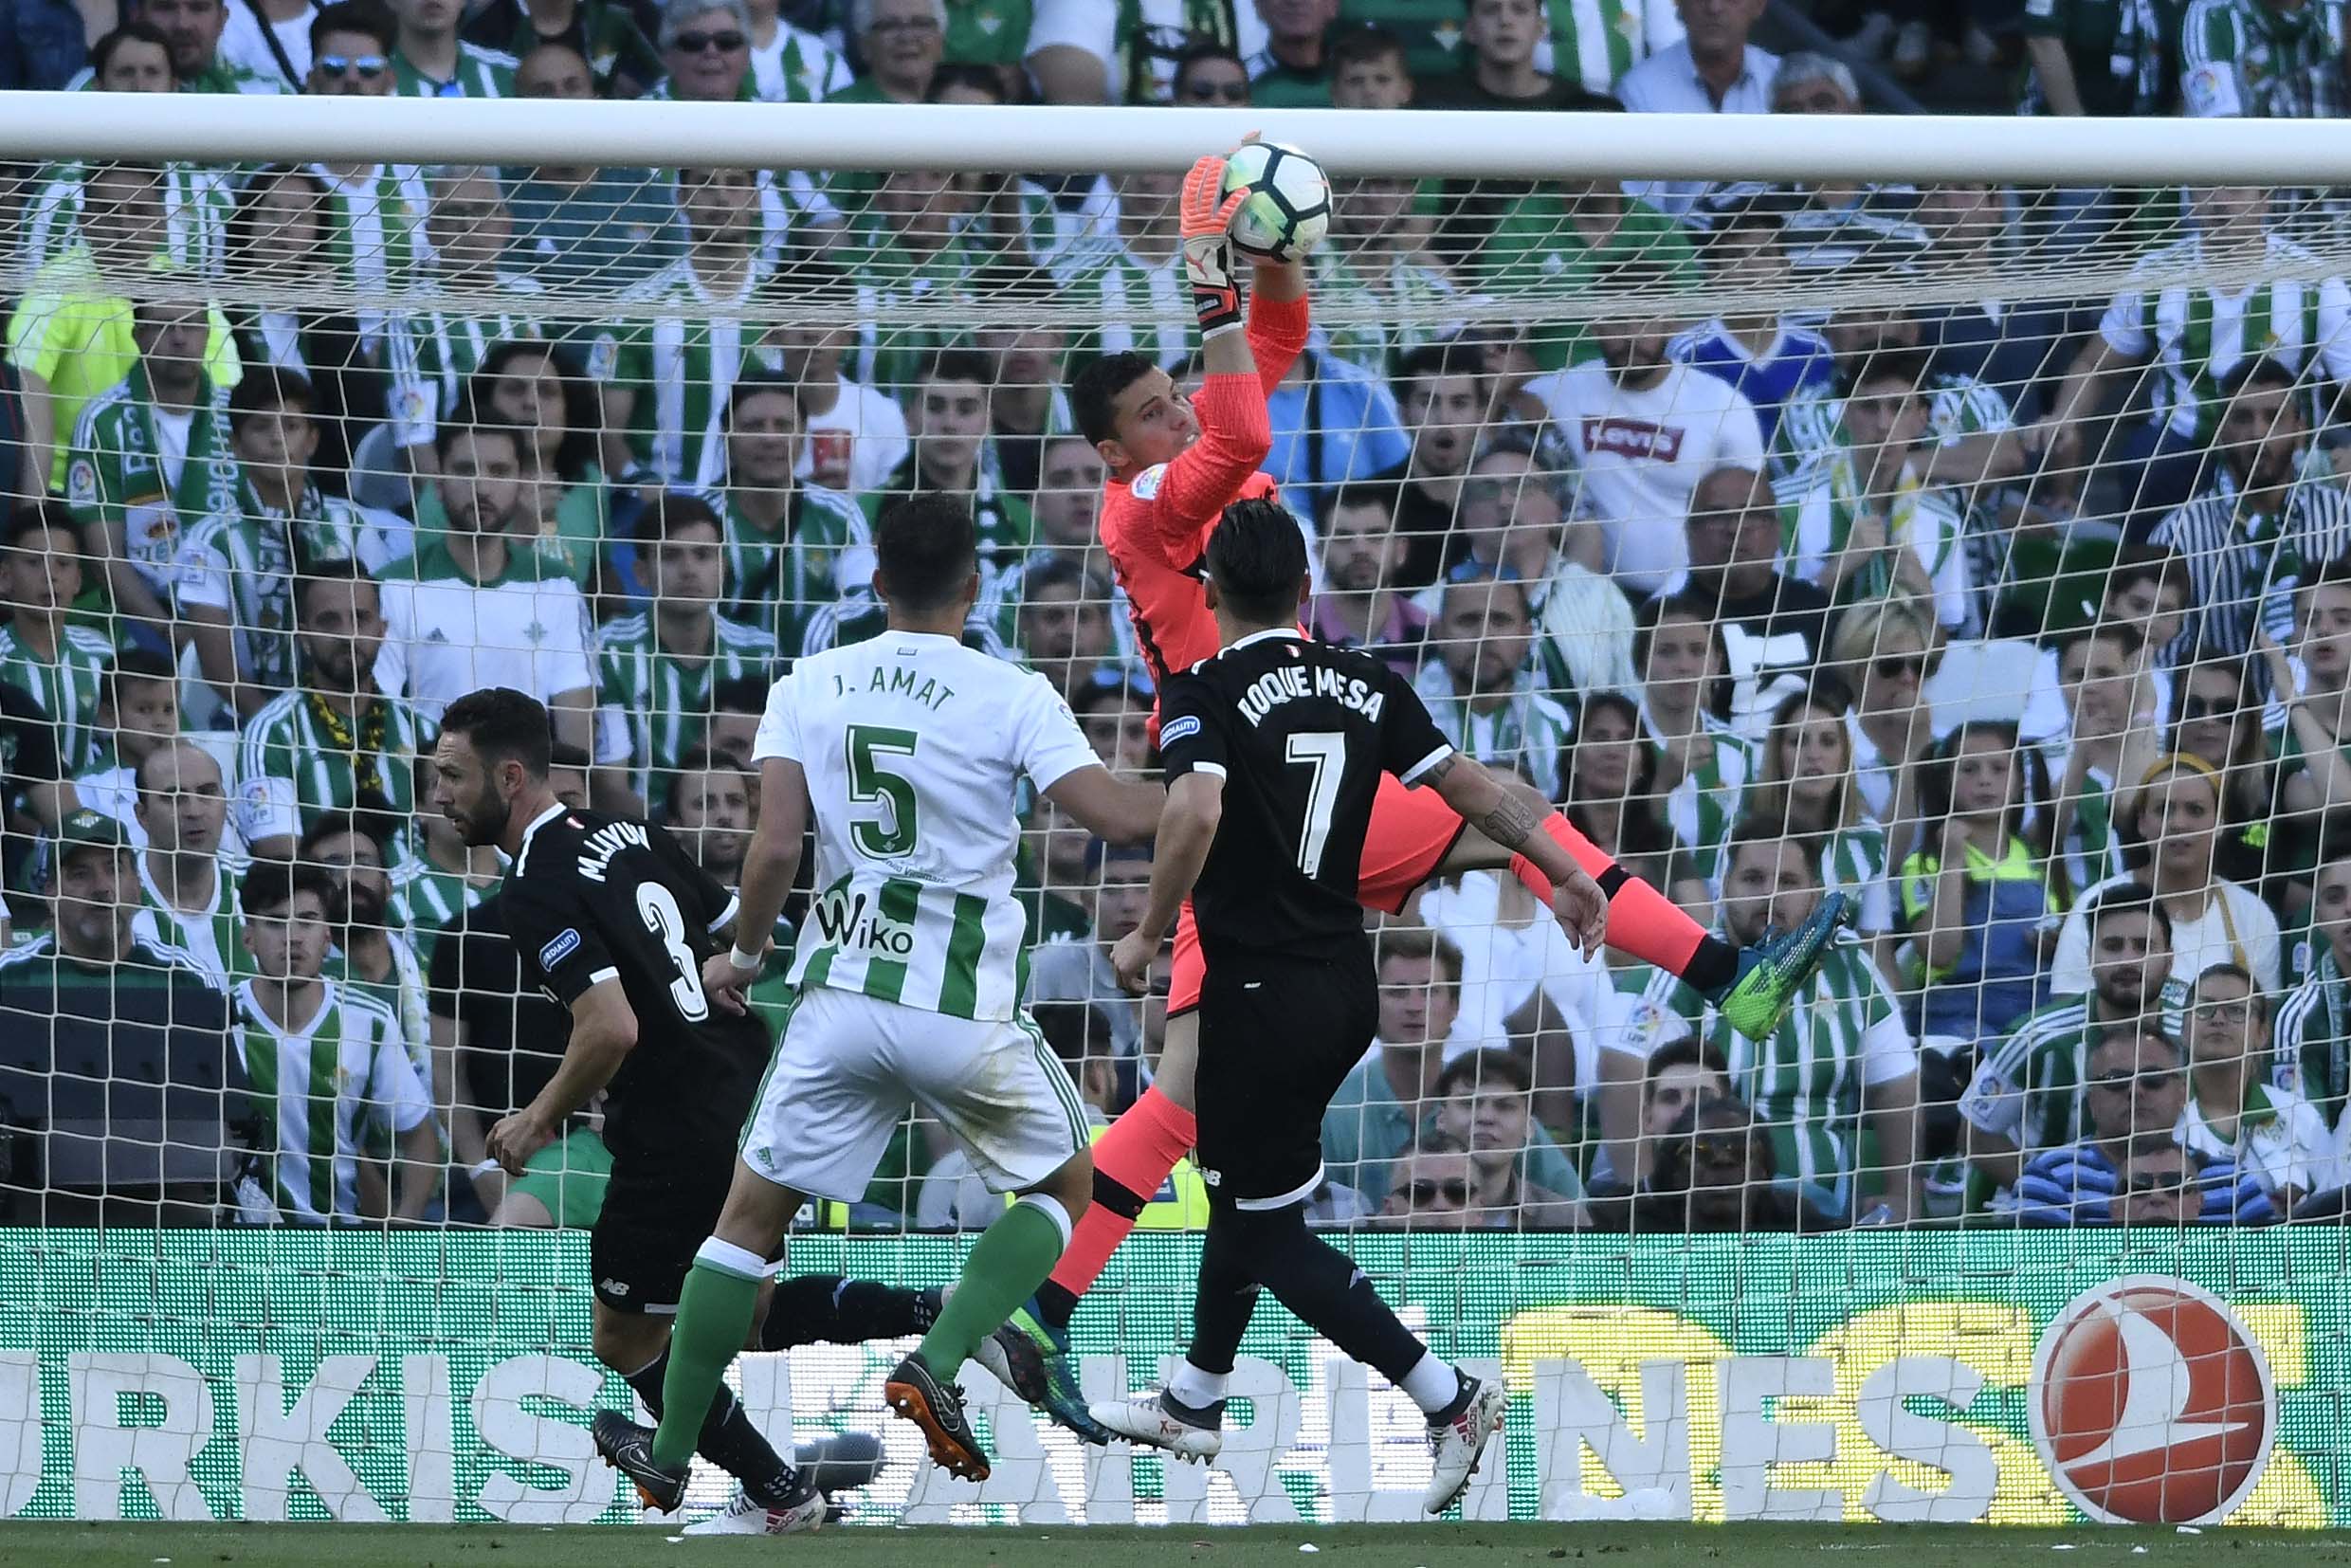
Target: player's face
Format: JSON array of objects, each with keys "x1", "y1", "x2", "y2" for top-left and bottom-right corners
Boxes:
[
  {"x1": 1404, "y1": 375, "x2": 1481, "y2": 478},
  {"x1": 137, "y1": 744, "x2": 226, "y2": 856},
  {"x1": 245, "y1": 890, "x2": 329, "y2": 982},
  {"x1": 1093, "y1": 854, "x2": 1154, "y2": 942},
  {"x1": 298, "y1": 578, "x2": 387, "y2": 692},
  {"x1": 2316, "y1": 862, "x2": 2351, "y2": 973},
  {"x1": 1720, "y1": 839, "x2": 1818, "y2": 948},
  {"x1": 914, "y1": 377, "x2": 989, "y2": 475},
  {"x1": 646, "y1": 522, "x2": 726, "y2": 609},
  {"x1": 100, "y1": 36, "x2": 174, "y2": 91},
  {"x1": 430, "y1": 734, "x2": 515, "y2": 848},
  {"x1": 1332, "y1": 51, "x2": 1410, "y2": 110},
  {"x1": 107, "y1": 678, "x2": 180, "y2": 763},
  {"x1": 437, "y1": 430, "x2": 522, "y2": 535},
  {"x1": 306, "y1": 830, "x2": 391, "y2": 926},
  {"x1": 56, "y1": 847, "x2": 134, "y2": 954},
  {"x1": 2088, "y1": 911, "x2": 2167, "y2": 1016},
  {"x1": 0, "y1": 527, "x2": 81, "y2": 614},
  {"x1": 428, "y1": 173, "x2": 512, "y2": 274},
  {"x1": 1646, "y1": 1063, "x2": 1726, "y2": 1138},
  {"x1": 1033, "y1": 441, "x2": 1104, "y2": 547},
  {"x1": 1103, "y1": 369, "x2": 1199, "y2": 473},
  {"x1": 1376, "y1": 954, "x2": 1455, "y2": 1045},
  {"x1": 2084, "y1": 1032, "x2": 2186, "y2": 1144},
  {"x1": 727, "y1": 388, "x2": 800, "y2": 488},
  {"x1": 1321, "y1": 502, "x2": 1399, "y2": 592}
]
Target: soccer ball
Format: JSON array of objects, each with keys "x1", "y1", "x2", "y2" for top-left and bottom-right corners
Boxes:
[{"x1": 1219, "y1": 141, "x2": 1331, "y2": 264}]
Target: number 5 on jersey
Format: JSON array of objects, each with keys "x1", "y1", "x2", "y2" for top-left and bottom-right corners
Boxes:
[{"x1": 848, "y1": 723, "x2": 920, "y2": 858}]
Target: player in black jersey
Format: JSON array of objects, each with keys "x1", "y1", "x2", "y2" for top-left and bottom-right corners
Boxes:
[
  {"x1": 1091, "y1": 499, "x2": 1603, "y2": 1515},
  {"x1": 432, "y1": 687, "x2": 834, "y2": 1534}
]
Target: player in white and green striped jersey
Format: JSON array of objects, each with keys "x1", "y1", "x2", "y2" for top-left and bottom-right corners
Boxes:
[
  {"x1": 1957, "y1": 881, "x2": 2174, "y2": 1206},
  {"x1": 2056, "y1": 188, "x2": 2351, "y2": 501},
  {"x1": 705, "y1": 379, "x2": 875, "y2": 649},
  {"x1": 304, "y1": 161, "x2": 430, "y2": 348},
  {"x1": 236, "y1": 565, "x2": 424, "y2": 858},
  {"x1": 1617, "y1": 831, "x2": 1921, "y2": 1222},
  {"x1": 0, "y1": 508, "x2": 118, "y2": 775},
  {"x1": 20, "y1": 160, "x2": 233, "y2": 280},
  {"x1": 1049, "y1": 175, "x2": 1190, "y2": 371},
  {"x1": 592, "y1": 494, "x2": 775, "y2": 807},
  {"x1": 588, "y1": 167, "x2": 770, "y2": 488},
  {"x1": 234, "y1": 860, "x2": 440, "y2": 1223},
  {"x1": 624, "y1": 495, "x2": 1170, "y2": 1491}
]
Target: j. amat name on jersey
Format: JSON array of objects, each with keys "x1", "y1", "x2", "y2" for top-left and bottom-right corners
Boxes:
[{"x1": 1236, "y1": 663, "x2": 1388, "y2": 727}]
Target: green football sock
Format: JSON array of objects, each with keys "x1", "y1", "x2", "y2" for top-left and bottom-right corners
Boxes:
[
  {"x1": 651, "y1": 1245, "x2": 765, "y2": 1470},
  {"x1": 919, "y1": 1196, "x2": 1068, "y2": 1374}
]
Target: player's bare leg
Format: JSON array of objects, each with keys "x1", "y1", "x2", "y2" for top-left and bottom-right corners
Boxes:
[{"x1": 590, "y1": 1162, "x2": 824, "y2": 1527}]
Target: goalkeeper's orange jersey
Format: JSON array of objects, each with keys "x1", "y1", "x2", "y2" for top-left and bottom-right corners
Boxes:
[{"x1": 1098, "y1": 290, "x2": 1312, "y2": 734}]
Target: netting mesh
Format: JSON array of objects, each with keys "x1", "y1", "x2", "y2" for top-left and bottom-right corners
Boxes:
[{"x1": 0, "y1": 128, "x2": 2346, "y2": 1527}]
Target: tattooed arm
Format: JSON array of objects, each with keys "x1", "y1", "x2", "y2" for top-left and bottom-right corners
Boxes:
[{"x1": 1424, "y1": 751, "x2": 1609, "y2": 957}]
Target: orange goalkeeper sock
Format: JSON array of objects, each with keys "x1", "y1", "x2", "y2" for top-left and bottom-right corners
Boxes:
[
  {"x1": 1510, "y1": 812, "x2": 1735, "y2": 990},
  {"x1": 1033, "y1": 1084, "x2": 1197, "y2": 1329}
]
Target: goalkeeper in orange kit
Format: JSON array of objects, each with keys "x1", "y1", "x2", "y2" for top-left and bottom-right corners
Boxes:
[{"x1": 985, "y1": 143, "x2": 1852, "y2": 1441}]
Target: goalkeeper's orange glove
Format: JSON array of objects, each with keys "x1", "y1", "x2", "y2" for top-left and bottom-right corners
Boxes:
[{"x1": 1179, "y1": 154, "x2": 1247, "y2": 338}]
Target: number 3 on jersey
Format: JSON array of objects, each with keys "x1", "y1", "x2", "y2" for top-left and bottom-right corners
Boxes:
[
  {"x1": 847, "y1": 723, "x2": 920, "y2": 858},
  {"x1": 636, "y1": 882, "x2": 710, "y2": 1021},
  {"x1": 1286, "y1": 730, "x2": 1345, "y2": 876}
]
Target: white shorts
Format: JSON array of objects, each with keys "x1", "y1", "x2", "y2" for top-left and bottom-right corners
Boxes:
[{"x1": 738, "y1": 984, "x2": 1089, "y2": 1204}]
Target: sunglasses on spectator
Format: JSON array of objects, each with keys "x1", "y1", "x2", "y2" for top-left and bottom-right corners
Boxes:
[
  {"x1": 673, "y1": 29, "x2": 746, "y2": 52},
  {"x1": 868, "y1": 15, "x2": 939, "y2": 34},
  {"x1": 2088, "y1": 1067, "x2": 2182, "y2": 1090},
  {"x1": 1181, "y1": 79, "x2": 1251, "y2": 102},
  {"x1": 317, "y1": 53, "x2": 388, "y2": 78},
  {"x1": 2125, "y1": 1168, "x2": 2190, "y2": 1194},
  {"x1": 1689, "y1": 1135, "x2": 1752, "y2": 1166},
  {"x1": 1406, "y1": 1178, "x2": 1469, "y2": 1205},
  {"x1": 1872, "y1": 654, "x2": 1927, "y2": 680}
]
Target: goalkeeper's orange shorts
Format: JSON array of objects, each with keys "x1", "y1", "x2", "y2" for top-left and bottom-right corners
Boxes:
[{"x1": 1167, "y1": 772, "x2": 1467, "y2": 1016}]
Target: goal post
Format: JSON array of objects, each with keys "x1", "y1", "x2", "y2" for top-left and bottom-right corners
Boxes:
[{"x1": 0, "y1": 89, "x2": 2342, "y2": 1532}]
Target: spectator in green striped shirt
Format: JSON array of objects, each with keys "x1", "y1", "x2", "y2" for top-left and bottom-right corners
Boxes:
[
  {"x1": 664, "y1": 743, "x2": 755, "y2": 884},
  {"x1": 1246, "y1": 0, "x2": 1335, "y2": 102},
  {"x1": 830, "y1": 0, "x2": 950, "y2": 103},
  {"x1": 864, "y1": 350, "x2": 1035, "y2": 585},
  {"x1": 130, "y1": 738, "x2": 244, "y2": 986},
  {"x1": 0, "y1": 507, "x2": 116, "y2": 776},
  {"x1": 1743, "y1": 681, "x2": 1895, "y2": 965},
  {"x1": 390, "y1": 0, "x2": 519, "y2": 95},
  {"x1": 465, "y1": 0, "x2": 661, "y2": 98}
]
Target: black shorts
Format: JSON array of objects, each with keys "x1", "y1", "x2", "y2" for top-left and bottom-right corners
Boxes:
[
  {"x1": 590, "y1": 1100, "x2": 745, "y2": 1313},
  {"x1": 1193, "y1": 942, "x2": 1377, "y2": 1210}
]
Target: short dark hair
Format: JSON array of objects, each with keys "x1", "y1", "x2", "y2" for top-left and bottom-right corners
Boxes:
[
  {"x1": 243, "y1": 859, "x2": 337, "y2": 919},
  {"x1": 1392, "y1": 341, "x2": 1479, "y2": 402},
  {"x1": 919, "y1": 348, "x2": 994, "y2": 391},
  {"x1": 2105, "y1": 543, "x2": 2192, "y2": 608},
  {"x1": 100, "y1": 647, "x2": 176, "y2": 712},
  {"x1": 2062, "y1": 618, "x2": 2145, "y2": 662},
  {"x1": 311, "y1": 0, "x2": 394, "y2": 55},
  {"x1": 663, "y1": 742, "x2": 747, "y2": 817},
  {"x1": 1328, "y1": 20, "x2": 1408, "y2": 73},
  {"x1": 712, "y1": 675, "x2": 769, "y2": 716},
  {"x1": 925, "y1": 60, "x2": 1008, "y2": 102},
  {"x1": 1071, "y1": 352, "x2": 1158, "y2": 447},
  {"x1": 2218, "y1": 356, "x2": 2305, "y2": 402},
  {"x1": 1648, "y1": 1035, "x2": 1731, "y2": 1079},
  {"x1": 726, "y1": 374, "x2": 797, "y2": 429},
  {"x1": 1722, "y1": 817, "x2": 1820, "y2": 881},
  {"x1": 435, "y1": 401, "x2": 526, "y2": 464},
  {"x1": 873, "y1": 493, "x2": 977, "y2": 612},
  {"x1": 438, "y1": 687, "x2": 553, "y2": 780},
  {"x1": 1205, "y1": 497, "x2": 1307, "y2": 625},
  {"x1": 1172, "y1": 36, "x2": 1248, "y2": 91},
  {"x1": 1433, "y1": 1048, "x2": 1533, "y2": 1099},
  {"x1": 2081, "y1": 877, "x2": 2173, "y2": 942},
  {"x1": 1321, "y1": 481, "x2": 1400, "y2": 528},
  {"x1": 93, "y1": 20, "x2": 176, "y2": 81},
  {"x1": 295, "y1": 556, "x2": 380, "y2": 618},
  {"x1": 228, "y1": 365, "x2": 316, "y2": 432},
  {"x1": 301, "y1": 806, "x2": 397, "y2": 865},
  {"x1": 1, "y1": 503, "x2": 76, "y2": 554},
  {"x1": 549, "y1": 741, "x2": 593, "y2": 775},
  {"x1": 1846, "y1": 346, "x2": 1935, "y2": 398},
  {"x1": 634, "y1": 489, "x2": 723, "y2": 545}
]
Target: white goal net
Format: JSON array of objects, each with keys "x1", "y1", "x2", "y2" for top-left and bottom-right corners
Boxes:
[{"x1": 0, "y1": 91, "x2": 2342, "y2": 1531}]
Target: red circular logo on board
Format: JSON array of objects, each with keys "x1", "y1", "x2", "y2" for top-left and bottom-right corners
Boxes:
[{"x1": 2029, "y1": 1276, "x2": 2275, "y2": 1524}]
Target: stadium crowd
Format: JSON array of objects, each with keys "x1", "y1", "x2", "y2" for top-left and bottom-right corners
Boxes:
[{"x1": 0, "y1": 0, "x2": 2348, "y2": 1239}]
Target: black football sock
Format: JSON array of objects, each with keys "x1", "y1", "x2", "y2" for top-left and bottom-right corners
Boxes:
[
  {"x1": 760, "y1": 1273, "x2": 939, "y2": 1350},
  {"x1": 1685, "y1": 935, "x2": 1739, "y2": 994},
  {"x1": 1220, "y1": 1201, "x2": 1429, "y2": 1388},
  {"x1": 625, "y1": 1350, "x2": 793, "y2": 1490},
  {"x1": 1183, "y1": 1205, "x2": 1263, "y2": 1377}
]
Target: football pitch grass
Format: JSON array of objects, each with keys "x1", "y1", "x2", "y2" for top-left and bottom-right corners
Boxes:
[{"x1": 9, "y1": 1522, "x2": 2351, "y2": 1567}]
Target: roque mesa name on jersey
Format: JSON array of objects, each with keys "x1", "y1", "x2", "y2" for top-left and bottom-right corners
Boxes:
[
  {"x1": 810, "y1": 884, "x2": 919, "y2": 958},
  {"x1": 1235, "y1": 663, "x2": 1388, "y2": 727}
]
